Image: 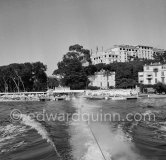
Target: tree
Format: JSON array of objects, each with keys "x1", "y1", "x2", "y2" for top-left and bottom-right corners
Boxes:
[
  {"x1": 117, "y1": 78, "x2": 137, "y2": 89},
  {"x1": 53, "y1": 45, "x2": 89, "y2": 89},
  {"x1": 0, "y1": 62, "x2": 48, "y2": 92},
  {"x1": 31, "y1": 62, "x2": 47, "y2": 91},
  {"x1": 83, "y1": 65, "x2": 97, "y2": 76},
  {"x1": 68, "y1": 44, "x2": 91, "y2": 63},
  {"x1": 154, "y1": 82, "x2": 166, "y2": 94},
  {"x1": 153, "y1": 50, "x2": 166, "y2": 63},
  {"x1": 47, "y1": 77, "x2": 59, "y2": 89}
]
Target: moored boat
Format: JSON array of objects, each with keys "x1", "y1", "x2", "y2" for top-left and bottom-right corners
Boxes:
[
  {"x1": 54, "y1": 95, "x2": 66, "y2": 101},
  {"x1": 111, "y1": 96, "x2": 126, "y2": 100},
  {"x1": 126, "y1": 96, "x2": 138, "y2": 100},
  {"x1": 86, "y1": 95, "x2": 105, "y2": 100},
  {"x1": 39, "y1": 97, "x2": 51, "y2": 101}
]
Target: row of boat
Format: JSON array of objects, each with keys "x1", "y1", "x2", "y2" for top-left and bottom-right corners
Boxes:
[
  {"x1": 39, "y1": 95, "x2": 77, "y2": 101},
  {"x1": 84, "y1": 94, "x2": 166, "y2": 100},
  {"x1": 84, "y1": 95, "x2": 138, "y2": 100},
  {"x1": 0, "y1": 93, "x2": 76, "y2": 102}
]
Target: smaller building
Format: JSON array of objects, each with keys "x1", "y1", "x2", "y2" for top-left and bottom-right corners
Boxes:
[
  {"x1": 138, "y1": 63, "x2": 166, "y2": 85},
  {"x1": 88, "y1": 70, "x2": 115, "y2": 89}
]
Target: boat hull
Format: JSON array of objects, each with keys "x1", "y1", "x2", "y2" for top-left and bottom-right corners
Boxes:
[{"x1": 111, "y1": 97, "x2": 126, "y2": 100}]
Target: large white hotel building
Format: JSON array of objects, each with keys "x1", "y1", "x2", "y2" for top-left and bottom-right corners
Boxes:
[{"x1": 91, "y1": 45, "x2": 164, "y2": 65}]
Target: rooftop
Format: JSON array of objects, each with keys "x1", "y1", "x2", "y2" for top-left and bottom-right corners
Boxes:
[
  {"x1": 137, "y1": 45, "x2": 153, "y2": 49},
  {"x1": 113, "y1": 45, "x2": 136, "y2": 49}
]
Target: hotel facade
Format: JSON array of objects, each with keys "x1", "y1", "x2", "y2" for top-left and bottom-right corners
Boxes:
[
  {"x1": 91, "y1": 45, "x2": 164, "y2": 65},
  {"x1": 138, "y1": 63, "x2": 166, "y2": 85}
]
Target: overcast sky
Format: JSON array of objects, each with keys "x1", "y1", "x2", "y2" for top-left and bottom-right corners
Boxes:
[{"x1": 0, "y1": 0, "x2": 166, "y2": 75}]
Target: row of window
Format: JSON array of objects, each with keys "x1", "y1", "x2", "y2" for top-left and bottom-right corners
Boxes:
[
  {"x1": 148, "y1": 77, "x2": 165, "y2": 84},
  {"x1": 146, "y1": 66, "x2": 166, "y2": 70},
  {"x1": 120, "y1": 47, "x2": 153, "y2": 52},
  {"x1": 119, "y1": 48, "x2": 153, "y2": 53},
  {"x1": 139, "y1": 50, "x2": 152, "y2": 53},
  {"x1": 139, "y1": 54, "x2": 152, "y2": 58},
  {"x1": 93, "y1": 51, "x2": 153, "y2": 61},
  {"x1": 140, "y1": 77, "x2": 165, "y2": 84},
  {"x1": 120, "y1": 48, "x2": 137, "y2": 52},
  {"x1": 123, "y1": 52, "x2": 153, "y2": 59},
  {"x1": 139, "y1": 46, "x2": 152, "y2": 50},
  {"x1": 139, "y1": 72, "x2": 165, "y2": 77},
  {"x1": 93, "y1": 55, "x2": 118, "y2": 60}
]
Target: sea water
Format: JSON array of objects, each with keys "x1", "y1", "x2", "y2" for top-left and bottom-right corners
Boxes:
[{"x1": 0, "y1": 98, "x2": 166, "y2": 160}]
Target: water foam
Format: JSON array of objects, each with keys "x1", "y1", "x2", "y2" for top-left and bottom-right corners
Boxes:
[
  {"x1": 70, "y1": 98, "x2": 143, "y2": 160},
  {"x1": 20, "y1": 114, "x2": 61, "y2": 157},
  {"x1": 1, "y1": 141, "x2": 25, "y2": 153},
  {"x1": 0, "y1": 124, "x2": 27, "y2": 153},
  {"x1": 80, "y1": 141, "x2": 111, "y2": 160},
  {"x1": 69, "y1": 119, "x2": 111, "y2": 160},
  {"x1": 0, "y1": 124, "x2": 27, "y2": 142},
  {"x1": 69, "y1": 98, "x2": 112, "y2": 160}
]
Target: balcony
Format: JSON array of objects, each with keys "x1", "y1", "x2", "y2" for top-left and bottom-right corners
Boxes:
[
  {"x1": 161, "y1": 72, "x2": 165, "y2": 77},
  {"x1": 153, "y1": 68, "x2": 158, "y2": 72},
  {"x1": 146, "y1": 75, "x2": 152, "y2": 79}
]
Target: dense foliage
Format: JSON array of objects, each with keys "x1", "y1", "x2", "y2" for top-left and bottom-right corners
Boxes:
[
  {"x1": 154, "y1": 82, "x2": 166, "y2": 94},
  {"x1": 47, "y1": 77, "x2": 59, "y2": 89},
  {"x1": 153, "y1": 51, "x2": 166, "y2": 63},
  {"x1": 53, "y1": 45, "x2": 90, "y2": 89},
  {"x1": 0, "y1": 62, "x2": 47, "y2": 92}
]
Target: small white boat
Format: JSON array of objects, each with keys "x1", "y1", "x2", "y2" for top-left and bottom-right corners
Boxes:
[
  {"x1": 54, "y1": 95, "x2": 66, "y2": 101},
  {"x1": 86, "y1": 95, "x2": 105, "y2": 100},
  {"x1": 104, "y1": 96, "x2": 109, "y2": 100},
  {"x1": 111, "y1": 96, "x2": 126, "y2": 100}
]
